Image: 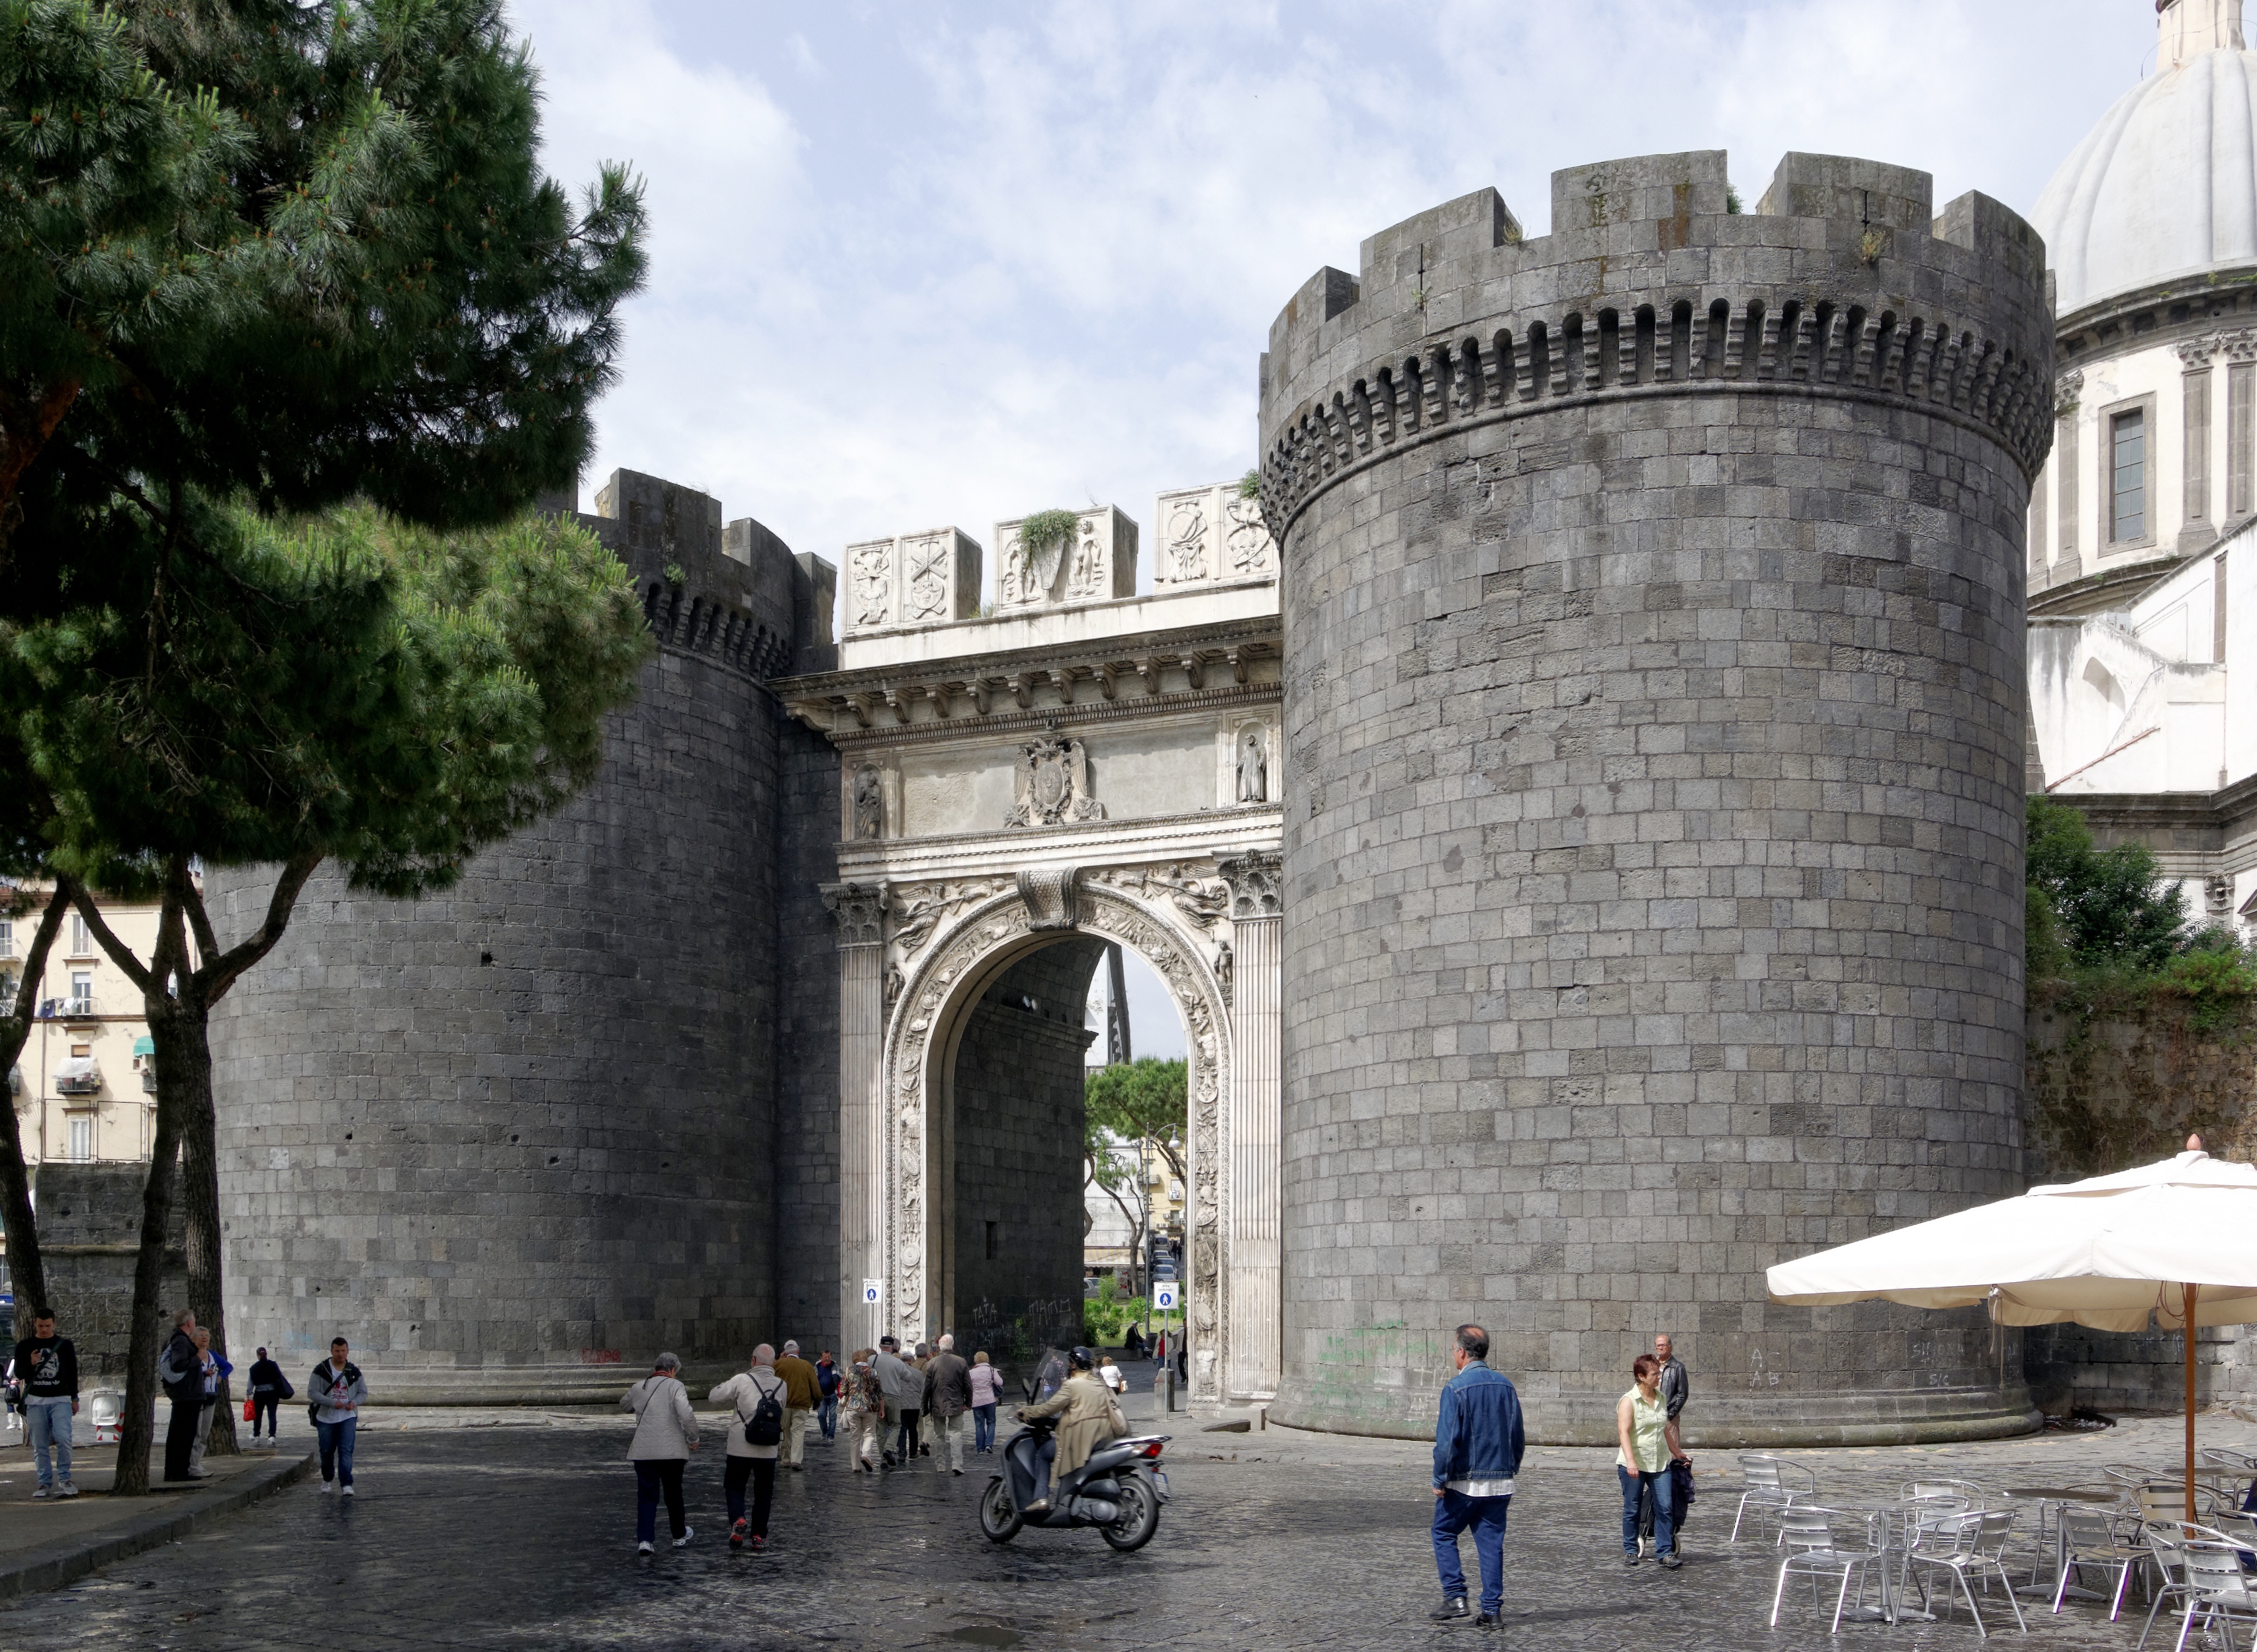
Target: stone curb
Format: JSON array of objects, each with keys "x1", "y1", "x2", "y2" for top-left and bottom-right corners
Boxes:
[{"x1": 0, "y1": 1450, "x2": 316, "y2": 1602}]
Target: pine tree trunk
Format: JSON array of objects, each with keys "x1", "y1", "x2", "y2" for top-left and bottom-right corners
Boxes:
[
  {"x1": 172, "y1": 1007, "x2": 236, "y2": 1457},
  {"x1": 112, "y1": 1032, "x2": 185, "y2": 1496},
  {"x1": 0, "y1": 1045, "x2": 46, "y2": 1314}
]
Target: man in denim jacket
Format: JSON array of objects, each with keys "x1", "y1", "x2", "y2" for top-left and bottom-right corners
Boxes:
[{"x1": 1428, "y1": 1323, "x2": 1525, "y2": 1631}]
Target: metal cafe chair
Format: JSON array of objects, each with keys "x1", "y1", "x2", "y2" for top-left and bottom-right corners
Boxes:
[
  {"x1": 2138, "y1": 1484, "x2": 2223, "y2": 1532},
  {"x1": 2053, "y1": 1502, "x2": 2150, "y2": 1620},
  {"x1": 1732, "y1": 1453, "x2": 1819, "y2": 1544},
  {"x1": 2171, "y1": 1539, "x2": 2257, "y2": 1652},
  {"x1": 2139, "y1": 1522, "x2": 2231, "y2": 1652},
  {"x1": 1906, "y1": 1509, "x2": 2027, "y2": 1638},
  {"x1": 1769, "y1": 1508, "x2": 1882, "y2": 1635}
]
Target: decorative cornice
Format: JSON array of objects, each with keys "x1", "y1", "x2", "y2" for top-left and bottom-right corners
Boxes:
[
  {"x1": 794, "y1": 680, "x2": 1281, "y2": 749},
  {"x1": 834, "y1": 804, "x2": 1283, "y2": 880}
]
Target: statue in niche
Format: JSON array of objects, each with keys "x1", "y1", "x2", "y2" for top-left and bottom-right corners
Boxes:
[
  {"x1": 884, "y1": 962, "x2": 904, "y2": 1011},
  {"x1": 1213, "y1": 937, "x2": 1233, "y2": 999},
  {"x1": 1236, "y1": 727, "x2": 1269, "y2": 803},
  {"x1": 852, "y1": 765, "x2": 885, "y2": 840},
  {"x1": 1166, "y1": 500, "x2": 1209, "y2": 583}
]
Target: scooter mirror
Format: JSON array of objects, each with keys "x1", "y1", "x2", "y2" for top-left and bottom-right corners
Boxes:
[{"x1": 1023, "y1": 1375, "x2": 1038, "y2": 1402}]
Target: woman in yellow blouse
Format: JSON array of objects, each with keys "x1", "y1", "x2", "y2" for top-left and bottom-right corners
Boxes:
[{"x1": 1616, "y1": 1353, "x2": 1685, "y2": 1568}]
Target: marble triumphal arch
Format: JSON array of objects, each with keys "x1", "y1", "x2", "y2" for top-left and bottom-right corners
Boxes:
[{"x1": 786, "y1": 485, "x2": 1283, "y2": 1405}]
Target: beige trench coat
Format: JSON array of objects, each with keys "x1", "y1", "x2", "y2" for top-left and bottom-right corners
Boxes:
[{"x1": 1019, "y1": 1372, "x2": 1127, "y2": 1477}]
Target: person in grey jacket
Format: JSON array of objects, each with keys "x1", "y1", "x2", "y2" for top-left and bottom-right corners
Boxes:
[
  {"x1": 623, "y1": 1353, "x2": 699, "y2": 1553},
  {"x1": 870, "y1": 1337, "x2": 916, "y2": 1469},
  {"x1": 308, "y1": 1337, "x2": 366, "y2": 1496},
  {"x1": 708, "y1": 1346, "x2": 786, "y2": 1551}
]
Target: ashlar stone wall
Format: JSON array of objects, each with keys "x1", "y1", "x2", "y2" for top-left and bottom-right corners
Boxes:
[{"x1": 1258, "y1": 150, "x2": 2052, "y2": 1443}]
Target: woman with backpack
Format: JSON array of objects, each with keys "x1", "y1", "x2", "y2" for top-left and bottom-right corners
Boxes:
[
  {"x1": 707, "y1": 1344, "x2": 787, "y2": 1551},
  {"x1": 843, "y1": 1350, "x2": 884, "y2": 1473}
]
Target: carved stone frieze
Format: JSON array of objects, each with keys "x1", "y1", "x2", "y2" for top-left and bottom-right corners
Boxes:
[
  {"x1": 1216, "y1": 851, "x2": 1283, "y2": 920},
  {"x1": 821, "y1": 882, "x2": 887, "y2": 947},
  {"x1": 1152, "y1": 482, "x2": 1276, "y2": 589},
  {"x1": 1016, "y1": 866, "x2": 1081, "y2": 931},
  {"x1": 886, "y1": 878, "x2": 1010, "y2": 970},
  {"x1": 1005, "y1": 729, "x2": 1105, "y2": 828}
]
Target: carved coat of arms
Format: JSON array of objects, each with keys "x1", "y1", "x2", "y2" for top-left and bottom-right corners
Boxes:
[{"x1": 1005, "y1": 731, "x2": 1105, "y2": 827}]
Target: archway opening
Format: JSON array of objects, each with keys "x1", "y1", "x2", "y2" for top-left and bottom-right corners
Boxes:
[{"x1": 933, "y1": 933, "x2": 1190, "y2": 1369}]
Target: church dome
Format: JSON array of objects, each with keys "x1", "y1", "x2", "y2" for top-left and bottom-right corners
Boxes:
[{"x1": 2033, "y1": 24, "x2": 2257, "y2": 316}]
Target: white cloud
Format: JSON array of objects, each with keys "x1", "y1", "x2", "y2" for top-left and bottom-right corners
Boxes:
[{"x1": 503, "y1": 0, "x2": 2158, "y2": 612}]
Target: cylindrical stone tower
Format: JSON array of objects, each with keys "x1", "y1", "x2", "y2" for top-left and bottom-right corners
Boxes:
[
  {"x1": 1258, "y1": 151, "x2": 2051, "y2": 1443},
  {"x1": 207, "y1": 469, "x2": 829, "y2": 1402}
]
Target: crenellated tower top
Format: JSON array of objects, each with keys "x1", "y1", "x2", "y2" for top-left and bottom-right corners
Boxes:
[{"x1": 1257, "y1": 149, "x2": 2053, "y2": 546}]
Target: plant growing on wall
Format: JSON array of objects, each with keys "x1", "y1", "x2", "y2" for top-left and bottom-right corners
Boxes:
[{"x1": 1019, "y1": 509, "x2": 1078, "y2": 558}]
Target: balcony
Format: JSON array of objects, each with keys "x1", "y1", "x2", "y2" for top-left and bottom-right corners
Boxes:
[
  {"x1": 36, "y1": 996, "x2": 97, "y2": 1021},
  {"x1": 52, "y1": 1056, "x2": 101, "y2": 1097}
]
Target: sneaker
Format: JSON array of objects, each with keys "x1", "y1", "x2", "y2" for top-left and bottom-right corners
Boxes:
[
  {"x1": 29, "y1": 1487, "x2": 48, "y2": 1500},
  {"x1": 672, "y1": 1526, "x2": 694, "y2": 1548},
  {"x1": 637, "y1": 1540, "x2": 654, "y2": 1555},
  {"x1": 1659, "y1": 1551, "x2": 1682, "y2": 1570},
  {"x1": 320, "y1": 1479, "x2": 335, "y2": 1494},
  {"x1": 731, "y1": 1518, "x2": 747, "y2": 1550},
  {"x1": 57, "y1": 1482, "x2": 77, "y2": 1498},
  {"x1": 340, "y1": 1485, "x2": 354, "y2": 1498},
  {"x1": 952, "y1": 1467, "x2": 964, "y2": 1476},
  {"x1": 750, "y1": 1534, "x2": 766, "y2": 1552},
  {"x1": 1428, "y1": 1597, "x2": 1471, "y2": 1624}
]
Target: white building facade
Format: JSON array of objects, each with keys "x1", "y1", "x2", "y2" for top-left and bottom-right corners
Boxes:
[{"x1": 2028, "y1": 0, "x2": 2257, "y2": 927}]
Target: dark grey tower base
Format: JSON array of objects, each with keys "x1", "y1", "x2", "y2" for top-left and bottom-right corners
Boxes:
[{"x1": 1258, "y1": 151, "x2": 2050, "y2": 1446}]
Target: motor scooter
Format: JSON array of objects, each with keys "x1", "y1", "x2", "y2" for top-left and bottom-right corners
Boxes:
[{"x1": 980, "y1": 1369, "x2": 1169, "y2": 1551}]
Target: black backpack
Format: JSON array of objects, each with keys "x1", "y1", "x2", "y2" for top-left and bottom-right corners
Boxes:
[{"x1": 743, "y1": 1375, "x2": 784, "y2": 1447}]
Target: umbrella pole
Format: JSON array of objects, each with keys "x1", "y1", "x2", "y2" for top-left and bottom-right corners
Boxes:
[{"x1": 2186, "y1": 1283, "x2": 2199, "y2": 1526}]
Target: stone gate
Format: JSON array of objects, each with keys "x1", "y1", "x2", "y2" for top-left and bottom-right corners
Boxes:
[{"x1": 779, "y1": 487, "x2": 1287, "y2": 1404}]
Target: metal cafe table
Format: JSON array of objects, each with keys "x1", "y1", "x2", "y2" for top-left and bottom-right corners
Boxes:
[{"x1": 2002, "y1": 1485, "x2": 2122, "y2": 1598}]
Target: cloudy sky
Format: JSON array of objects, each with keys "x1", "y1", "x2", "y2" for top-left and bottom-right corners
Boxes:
[{"x1": 506, "y1": 0, "x2": 2158, "y2": 1052}]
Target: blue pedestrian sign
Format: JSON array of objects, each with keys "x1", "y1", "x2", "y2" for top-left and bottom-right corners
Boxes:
[{"x1": 1153, "y1": 1282, "x2": 1178, "y2": 1311}]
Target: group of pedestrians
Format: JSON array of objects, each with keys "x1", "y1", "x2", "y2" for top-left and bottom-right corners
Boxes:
[
  {"x1": 624, "y1": 1332, "x2": 1015, "y2": 1555},
  {"x1": 1428, "y1": 1326, "x2": 1692, "y2": 1631}
]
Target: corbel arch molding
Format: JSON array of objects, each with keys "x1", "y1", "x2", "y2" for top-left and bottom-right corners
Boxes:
[{"x1": 878, "y1": 874, "x2": 1234, "y2": 1400}]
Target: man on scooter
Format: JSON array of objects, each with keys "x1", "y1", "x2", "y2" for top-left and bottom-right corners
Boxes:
[{"x1": 1014, "y1": 1346, "x2": 1125, "y2": 1514}]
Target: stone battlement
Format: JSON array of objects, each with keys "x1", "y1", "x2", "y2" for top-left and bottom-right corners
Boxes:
[{"x1": 1259, "y1": 150, "x2": 2052, "y2": 539}]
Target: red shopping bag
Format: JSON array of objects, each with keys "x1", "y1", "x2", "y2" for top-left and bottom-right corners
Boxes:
[{"x1": 243, "y1": 1397, "x2": 256, "y2": 1422}]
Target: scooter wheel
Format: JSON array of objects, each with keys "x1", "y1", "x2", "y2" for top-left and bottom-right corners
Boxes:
[
  {"x1": 1099, "y1": 1475, "x2": 1160, "y2": 1552},
  {"x1": 978, "y1": 1476, "x2": 1021, "y2": 1543}
]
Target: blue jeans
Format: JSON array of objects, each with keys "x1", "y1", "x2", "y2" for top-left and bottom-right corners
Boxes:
[
  {"x1": 1619, "y1": 1463, "x2": 1675, "y2": 1556},
  {"x1": 1433, "y1": 1490, "x2": 1510, "y2": 1614},
  {"x1": 973, "y1": 1402, "x2": 996, "y2": 1453},
  {"x1": 26, "y1": 1397, "x2": 71, "y2": 1487},
  {"x1": 316, "y1": 1416, "x2": 357, "y2": 1487},
  {"x1": 818, "y1": 1396, "x2": 837, "y2": 1438}
]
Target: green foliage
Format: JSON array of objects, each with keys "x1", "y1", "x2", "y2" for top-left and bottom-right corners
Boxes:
[
  {"x1": 1082, "y1": 1277, "x2": 1179, "y2": 1347},
  {"x1": 2026, "y1": 797, "x2": 2189, "y2": 976},
  {"x1": 8, "y1": 500, "x2": 648, "y2": 895},
  {"x1": 1725, "y1": 184, "x2": 1743, "y2": 214},
  {"x1": 1019, "y1": 509, "x2": 1076, "y2": 556},
  {"x1": 1085, "y1": 1056, "x2": 1187, "y2": 1158},
  {"x1": 1236, "y1": 469, "x2": 1261, "y2": 500},
  {"x1": 0, "y1": 0, "x2": 648, "y2": 600}
]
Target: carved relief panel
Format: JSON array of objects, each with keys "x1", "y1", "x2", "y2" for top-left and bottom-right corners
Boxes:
[
  {"x1": 994, "y1": 506, "x2": 1138, "y2": 611},
  {"x1": 1152, "y1": 482, "x2": 1276, "y2": 589},
  {"x1": 841, "y1": 528, "x2": 982, "y2": 637}
]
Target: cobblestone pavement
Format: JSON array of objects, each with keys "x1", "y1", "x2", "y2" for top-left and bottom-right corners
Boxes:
[{"x1": 2, "y1": 1404, "x2": 2249, "y2": 1651}]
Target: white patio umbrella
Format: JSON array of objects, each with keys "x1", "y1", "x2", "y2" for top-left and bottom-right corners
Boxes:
[{"x1": 1767, "y1": 1141, "x2": 2257, "y2": 1521}]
